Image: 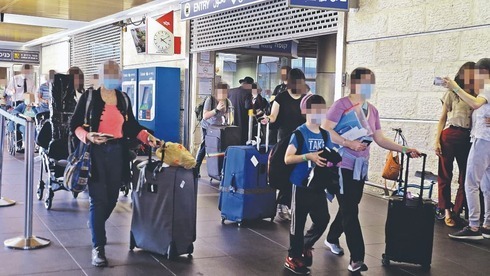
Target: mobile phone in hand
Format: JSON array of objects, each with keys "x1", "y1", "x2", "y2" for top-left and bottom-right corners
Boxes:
[
  {"x1": 433, "y1": 77, "x2": 444, "y2": 86},
  {"x1": 361, "y1": 139, "x2": 372, "y2": 146}
]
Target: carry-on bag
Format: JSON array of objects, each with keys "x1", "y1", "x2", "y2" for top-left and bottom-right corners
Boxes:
[
  {"x1": 130, "y1": 149, "x2": 197, "y2": 259},
  {"x1": 205, "y1": 125, "x2": 241, "y2": 181},
  {"x1": 382, "y1": 153, "x2": 435, "y2": 270},
  {"x1": 218, "y1": 115, "x2": 276, "y2": 226}
]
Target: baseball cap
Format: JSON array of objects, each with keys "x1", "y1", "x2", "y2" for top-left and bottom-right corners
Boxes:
[{"x1": 239, "y1": 76, "x2": 254, "y2": 84}]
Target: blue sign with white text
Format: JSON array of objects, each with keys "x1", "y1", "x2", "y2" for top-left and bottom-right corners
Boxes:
[
  {"x1": 180, "y1": 0, "x2": 265, "y2": 20},
  {"x1": 289, "y1": 0, "x2": 348, "y2": 11}
]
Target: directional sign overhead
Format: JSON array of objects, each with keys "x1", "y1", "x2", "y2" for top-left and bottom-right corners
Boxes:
[
  {"x1": 289, "y1": 0, "x2": 349, "y2": 11},
  {"x1": 181, "y1": 0, "x2": 266, "y2": 20}
]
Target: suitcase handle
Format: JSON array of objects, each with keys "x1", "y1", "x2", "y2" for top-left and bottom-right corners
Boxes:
[{"x1": 402, "y1": 153, "x2": 427, "y2": 206}]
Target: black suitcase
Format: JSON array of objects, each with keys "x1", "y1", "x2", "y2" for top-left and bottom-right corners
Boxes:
[
  {"x1": 205, "y1": 125, "x2": 241, "y2": 181},
  {"x1": 382, "y1": 153, "x2": 435, "y2": 271},
  {"x1": 130, "y1": 155, "x2": 197, "y2": 259}
]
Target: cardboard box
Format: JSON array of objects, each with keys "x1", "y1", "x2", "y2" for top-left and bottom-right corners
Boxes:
[{"x1": 24, "y1": 93, "x2": 35, "y2": 105}]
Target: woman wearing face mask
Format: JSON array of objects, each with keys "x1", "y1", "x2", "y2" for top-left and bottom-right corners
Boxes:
[
  {"x1": 445, "y1": 58, "x2": 490, "y2": 241},
  {"x1": 262, "y1": 68, "x2": 307, "y2": 221},
  {"x1": 322, "y1": 68, "x2": 421, "y2": 273},
  {"x1": 70, "y1": 60, "x2": 159, "y2": 267},
  {"x1": 435, "y1": 62, "x2": 476, "y2": 227},
  {"x1": 195, "y1": 82, "x2": 233, "y2": 177}
]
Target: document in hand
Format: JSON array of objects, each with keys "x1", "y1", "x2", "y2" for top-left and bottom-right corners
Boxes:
[{"x1": 333, "y1": 104, "x2": 373, "y2": 148}]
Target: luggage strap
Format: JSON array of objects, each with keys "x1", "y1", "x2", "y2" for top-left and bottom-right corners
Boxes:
[{"x1": 219, "y1": 185, "x2": 274, "y2": 195}]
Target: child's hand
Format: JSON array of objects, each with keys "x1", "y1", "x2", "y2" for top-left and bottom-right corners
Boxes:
[{"x1": 307, "y1": 151, "x2": 327, "y2": 167}]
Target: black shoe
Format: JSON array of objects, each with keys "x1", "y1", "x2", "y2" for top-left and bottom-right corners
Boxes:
[
  {"x1": 92, "y1": 246, "x2": 108, "y2": 267},
  {"x1": 448, "y1": 226, "x2": 483, "y2": 240},
  {"x1": 482, "y1": 227, "x2": 490, "y2": 239},
  {"x1": 302, "y1": 248, "x2": 313, "y2": 267},
  {"x1": 16, "y1": 148, "x2": 24, "y2": 153}
]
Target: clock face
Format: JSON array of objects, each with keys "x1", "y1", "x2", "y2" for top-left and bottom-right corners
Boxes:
[{"x1": 153, "y1": 30, "x2": 172, "y2": 51}]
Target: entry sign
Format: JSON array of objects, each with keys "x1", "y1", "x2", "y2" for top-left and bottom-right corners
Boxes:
[
  {"x1": 181, "y1": 0, "x2": 265, "y2": 20},
  {"x1": 289, "y1": 0, "x2": 349, "y2": 11}
]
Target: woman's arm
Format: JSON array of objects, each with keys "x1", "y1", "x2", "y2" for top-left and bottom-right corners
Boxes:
[
  {"x1": 435, "y1": 105, "x2": 448, "y2": 157},
  {"x1": 372, "y1": 129, "x2": 420, "y2": 156},
  {"x1": 444, "y1": 78, "x2": 486, "y2": 109},
  {"x1": 267, "y1": 100, "x2": 280, "y2": 123},
  {"x1": 321, "y1": 119, "x2": 367, "y2": 152}
]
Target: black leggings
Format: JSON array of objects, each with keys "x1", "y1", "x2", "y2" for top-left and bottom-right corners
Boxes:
[{"x1": 326, "y1": 169, "x2": 366, "y2": 262}]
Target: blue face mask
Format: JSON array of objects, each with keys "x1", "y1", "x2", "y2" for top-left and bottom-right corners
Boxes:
[
  {"x1": 359, "y1": 84, "x2": 374, "y2": 99},
  {"x1": 103, "y1": 79, "x2": 122, "y2": 90}
]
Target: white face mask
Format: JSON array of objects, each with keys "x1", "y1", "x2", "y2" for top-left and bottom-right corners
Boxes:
[{"x1": 308, "y1": 113, "x2": 325, "y2": 124}]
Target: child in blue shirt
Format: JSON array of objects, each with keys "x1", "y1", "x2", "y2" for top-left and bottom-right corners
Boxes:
[{"x1": 283, "y1": 94, "x2": 338, "y2": 275}]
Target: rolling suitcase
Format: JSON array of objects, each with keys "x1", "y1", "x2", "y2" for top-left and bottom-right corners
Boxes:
[
  {"x1": 382, "y1": 153, "x2": 435, "y2": 270},
  {"x1": 218, "y1": 120, "x2": 276, "y2": 226},
  {"x1": 205, "y1": 125, "x2": 241, "y2": 181},
  {"x1": 130, "y1": 153, "x2": 197, "y2": 259}
]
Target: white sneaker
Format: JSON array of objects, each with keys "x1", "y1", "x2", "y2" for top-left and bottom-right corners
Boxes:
[
  {"x1": 324, "y1": 240, "x2": 344, "y2": 255},
  {"x1": 277, "y1": 205, "x2": 287, "y2": 220}
]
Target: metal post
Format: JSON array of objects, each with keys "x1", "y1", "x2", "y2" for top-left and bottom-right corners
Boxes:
[
  {"x1": 247, "y1": 109, "x2": 253, "y2": 145},
  {"x1": 0, "y1": 114, "x2": 15, "y2": 207},
  {"x1": 4, "y1": 119, "x2": 50, "y2": 250}
]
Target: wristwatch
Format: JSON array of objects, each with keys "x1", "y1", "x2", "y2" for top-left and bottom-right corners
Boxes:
[{"x1": 214, "y1": 108, "x2": 219, "y2": 114}]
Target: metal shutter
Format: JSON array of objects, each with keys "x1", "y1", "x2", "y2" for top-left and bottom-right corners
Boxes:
[
  {"x1": 190, "y1": 0, "x2": 339, "y2": 52},
  {"x1": 70, "y1": 25, "x2": 122, "y2": 87}
]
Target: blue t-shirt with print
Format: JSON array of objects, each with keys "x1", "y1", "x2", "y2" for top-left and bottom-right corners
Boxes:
[{"x1": 289, "y1": 124, "x2": 334, "y2": 186}]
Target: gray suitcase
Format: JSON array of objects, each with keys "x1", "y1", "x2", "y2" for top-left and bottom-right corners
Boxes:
[{"x1": 130, "y1": 159, "x2": 197, "y2": 259}]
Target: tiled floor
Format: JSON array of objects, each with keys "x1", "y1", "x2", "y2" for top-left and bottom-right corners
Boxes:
[{"x1": 0, "y1": 151, "x2": 489, "y2": 276}]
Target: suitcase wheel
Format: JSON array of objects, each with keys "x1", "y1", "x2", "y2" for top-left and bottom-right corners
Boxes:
[
  {"x1": 129, "y1": 231, "x2": 136, "y2": 250},
  {"x1": 270, "y1": 217, "x2": 275, "y2": 222},
  {"x1": 187, "y1": 244, "x2": 194, "y2": 258},
  {"x1": 381, "y1": 254, "x2": 390, "y2": 266},
  {"x1": 237, "y1": 222, "x2": 242, "y2": 227},
  {"x1": 167, "y1": 243, "x2": 177, "y2": 260},
  {"x1": 221, "y1": 216, "x2": 226, "y2": 224}
]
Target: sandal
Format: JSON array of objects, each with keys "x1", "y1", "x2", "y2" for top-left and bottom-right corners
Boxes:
[{"x1": 445, "y1": 216, "x2": 456, "y2": 227}]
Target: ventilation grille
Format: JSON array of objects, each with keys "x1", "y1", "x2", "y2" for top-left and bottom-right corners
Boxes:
[
  {"x1": 190, "y1": 0, "x2": 338, "y2": 52},
  {"x1": 70, "y1": 25, "x2": 121, "y2": 87}
]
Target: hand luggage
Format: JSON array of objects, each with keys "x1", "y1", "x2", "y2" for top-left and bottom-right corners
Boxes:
[
  {"x1": 382, "y1": 153, "x2": 435, "y2": 270},
  {"x1": 218, "y1": 119, "x2": 276, "y2": 226},
  {"x1": 205, "y1": 125, "x2": 241, "y2": 181},
  {"x1": 130, "y1": 150, "x2": 197, "y2": 259}
]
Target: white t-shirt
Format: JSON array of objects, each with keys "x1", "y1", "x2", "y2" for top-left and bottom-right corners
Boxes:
[{"x1": 471, "y1": 88, "x2": 490, "y2": 141}]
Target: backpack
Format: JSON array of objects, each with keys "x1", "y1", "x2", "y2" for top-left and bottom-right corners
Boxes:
[
  {"x1": 195, "y1": 96, "x2": 215, "y2": 122},
  {"x1": 268, "y1": 128, "x2": 330, "y2": 190}
]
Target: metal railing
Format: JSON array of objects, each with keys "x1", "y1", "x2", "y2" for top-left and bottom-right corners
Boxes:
[{"x1": 0, "y1": 107, "x2": 50, "y2": 250}]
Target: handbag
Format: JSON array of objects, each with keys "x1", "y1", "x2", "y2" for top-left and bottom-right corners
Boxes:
[
  {"x1": 64, "y1": 141, "x2": 91, "y2": 192},
  {"x1": 382, "y1": 150, "x2": 400, "y2": 181},
  {"x1": 63, "y1": 90, "x2": 93, "y2": 192}
]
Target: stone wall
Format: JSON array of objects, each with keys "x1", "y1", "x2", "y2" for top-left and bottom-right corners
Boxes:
[{"x1": 344, "y1": 0, "x2": 490, "y2": 196}]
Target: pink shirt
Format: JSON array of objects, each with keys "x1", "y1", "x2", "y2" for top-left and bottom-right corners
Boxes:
[
  {"x1": 326, "y1": 97, "x2": 381, "y2": 170},
  {"x1": 75, "y1": 104, "x2": 150, "y2": 144}
]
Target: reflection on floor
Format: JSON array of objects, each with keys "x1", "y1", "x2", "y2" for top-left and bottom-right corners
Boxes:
[{"x1": 0, "y1": 151, "x2": 489, "y2": 276}]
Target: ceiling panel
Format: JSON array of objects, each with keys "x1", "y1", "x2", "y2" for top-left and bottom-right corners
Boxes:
[
  {"x1": 0, "y1": 23, "x2": 63, "y2": 42},
  {"x1": 0, "y1": 0, "x2": 152, "y2": 21}
]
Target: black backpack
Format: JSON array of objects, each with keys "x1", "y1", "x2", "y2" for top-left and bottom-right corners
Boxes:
[
  {"x1": 268, "y1": 128, "x2": 330, "y2": 190},
  {"x1": 195, "y1": 96, "x2": 215, "y2": 122}
]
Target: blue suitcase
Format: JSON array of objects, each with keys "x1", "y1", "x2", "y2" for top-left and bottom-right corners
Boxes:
[{"x1": 218, "y1": 145, "x2": 276, "y2": 226}]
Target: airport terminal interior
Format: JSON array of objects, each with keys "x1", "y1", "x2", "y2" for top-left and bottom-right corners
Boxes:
[{"x1": 0, "y1": 0, "x2": 490, "y2": 275}]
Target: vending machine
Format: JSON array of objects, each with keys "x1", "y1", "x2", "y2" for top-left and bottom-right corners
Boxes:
[
  {"x1": 137, "y1": 67, "x2": 180, "y2": 142},
  {"x1": 122, "y1": 69, "x2": 138, "y2": 115}
]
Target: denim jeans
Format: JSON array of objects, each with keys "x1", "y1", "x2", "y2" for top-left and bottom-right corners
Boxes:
[{"x1": 88, "y1": 142, "x2": 123, "y2": 248}]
